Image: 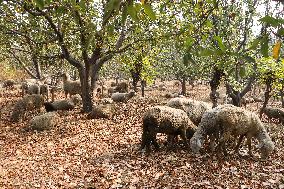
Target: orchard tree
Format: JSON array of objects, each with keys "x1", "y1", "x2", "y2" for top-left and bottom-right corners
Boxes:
[{"x1": 0, "y1": 0, "x2": 158, "y2": 112}]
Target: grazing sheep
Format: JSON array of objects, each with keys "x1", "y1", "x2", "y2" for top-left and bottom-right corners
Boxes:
[
  {"x1": 20, "y1": 82, "x2": 40, "y2": 95},
  {"x1": 43, "y1": 96, "x2": 81, "y2": 112},
  {"x1": 111, "y1": 91, "x2": 136, "y2": 102},
  {"x1": 99, "y1": 98, "x2": 113, "y2": 104},
  {"x1": 158, "y1": 84, "x2": 166, "y2": 91},
  {"x1": 3, "y1": 79, "x2": 15, "y2": 88},
  {"x1": 110, "y1": 81, "x2": 116, "y2": 87},
  {"x1": 27, "y1": 112, "x2": 58, "y2": 131},
  {"x1": 87, "y1": 104, "x2": 115, "y2": 119},
  {"x1": 141, "y1": 106, "x2": 197, "y2": 152},
  {"x1": 262, "y1": 106, "x2": 284, "y2": 124},
  {"x1": 167, "y1": 97, "x2": 211, "y2": 125},
  {"x1": 62, "y1": 73, "x2": 81, "y2": 98},
  {"x1": 252, "y1": 96, "x2": 263, "y2": 102},
  {"x1": 39, "y1": 84, "x2": 49, "y2": 100},
  {"x1": 190, "y1": 104, "x2": 275, "y2": 160},
  {"x1": 107, "y1": 87, "x2": 115, "y2": 97},
  {"x1": 11, "y1": 94, "x2": 44, "y2": 122},
  {"x1": 164, "y1": 92, "x2": 179, "y2": 99},
  {"x1": 115, "y1": 81, "x2": 128, "y2": 93}
]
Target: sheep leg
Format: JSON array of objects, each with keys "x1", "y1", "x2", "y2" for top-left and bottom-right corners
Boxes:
[
  {"x1": 234, "y1": 135, "x2": 245, "y2": 155},
  {"x1": 140, "y1": 131, "x2": 148, "y2": 150},
  {"x1": 209, "y1": 134, "x2": 216, "y2": 152},
  {"x1": 246, "y1": 136, "x2": 253, "y2": 157},
  {"x1": 217, "y1": 132, "x2": 230, "y2": 157},
  {"x1": 150, "y1": 133, "x2": 160, "y2": 151},
  {"x1": 180, "y1": 130, "x2": 189, "y2": 149}
]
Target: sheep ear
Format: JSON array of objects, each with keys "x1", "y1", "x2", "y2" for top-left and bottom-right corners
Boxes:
[
  {"x1": 196, "y1": 139, "x2": 202, "y2": 148},
  {"x1": 257, "y1": 142, "x2": 264, "y2": 149}
]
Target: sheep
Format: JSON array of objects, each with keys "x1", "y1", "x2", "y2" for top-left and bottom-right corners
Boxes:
[
  {"x1": 190, "y1": 104, "x2": 275, "y2": 160},
  {"x1": 164, "y1": 92, "x2": 179, "y2": 99},
  {"x1": 167, "y1": 97, "x2": 211, "y2": 125},
  {"x1": 20, "y1": 82, "x2": 41, "y2": 96},
  {"x1": 39, "y1": 84, "x2": 49, "y2": 101},
  {"x1": 140, "y1": 106, "x2": 197, "y2": 152},
  {"x1": 99, "y1": 98, "x2": 113, "y2": 104},
  {"x1": 111, "y1": 91, "x2": 136, "y2": 102},
  {"x1": 262, "y1": 106, "x2": 284, "y2": 124},
  {"x1": 3, "y1": 79, "x2": 15, "y2": 88},
  {"x1": 61, "y1": 73, "x2": 81, "y2": 98},
  {"x1": 87, "y1": 104, "x2": 115, "y2": 119},
  {"x1": 108, "y1": 87, "x2": 115, "y2": 97},
  {"x1": 115, "y1": 81, "x2": 128, "y2": 93},
  {"x1": 27, "y1": 112, "x2": 58, "y2": 131},
  {"x1": 11, "y1": 94, "x2": 44, "y2": 122},
  {"x1": 110, "y1": 81, "x2": 116, "y2": 87},
  {"x1": 43, "y1": 95, "x2": 81, "y2": 112},
  {"x1": 158, "y1": 84, "x2": 166, "y2": 91}
]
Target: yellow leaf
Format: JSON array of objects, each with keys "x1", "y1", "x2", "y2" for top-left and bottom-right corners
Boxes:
[
  {"x1": 141, "y1": 0, "x2": 145, "y2": 4},
  {"x1": 273, "y1": 41, "x2": 281, "y2": 59}
]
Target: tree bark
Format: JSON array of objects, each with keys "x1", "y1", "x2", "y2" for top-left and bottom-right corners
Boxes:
[
  {"x1": 79, "y1": 66, "x2": 93, "y2": 113},
  {"x1": 180, "y1": 77, "x2": 186, "y2": 96},
  {"x1": 210, "y1": 68, "x2": 224, "y2": 108},
  {"x1": 260, "y1": 77, "x2": 273, "y2": 118},
  {"x1": 141, "y1": 80, "x2": 146, "y2": 97}
]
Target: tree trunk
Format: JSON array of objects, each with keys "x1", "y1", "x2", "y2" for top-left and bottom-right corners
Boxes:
[
  {"x1": 141, "y1": 80, "x2": 146, "y2": 97},
  {"x1": 181, "y1": 77, "x2": 186, "y2": 96},
  {"x1": 32, "y1": 55, "x2": 42, "y2": 79},
  {"x1": 231, "y1": 92, "x2": 241, "y2": 107},
  {"x1": 260, "y1": 77, "x2": 273, "y2": 118},
  {"x1": 79, "y1": 66, "x2": 93, "y2": 113},
  {"x1": 281, "y1": 85, "x2": 284, "y2": 108},
  {"x1": 210, "y1": 68, "x2": 224, "y2": 108}
]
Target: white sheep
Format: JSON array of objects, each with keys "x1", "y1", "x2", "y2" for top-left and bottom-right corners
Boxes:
[
  {"x1": 62, "y1": 73, "x2": 81, "y2": 98},
  {"x1": 43, "y1": 95, "x2": 81, "y2": 112},
  {"x1": 111, "y1": 91, "x2": 136, "y2": 102},
  {"x1": 11, "y1": 94, "x2": 44, "y2": 122},
  {"x1": 190, "y1": 104, "x2": 275, "y2": 160},
  {"x1": 167, "y1": 97, "x2": 212, "y2": 125},
  {"x1": 141, "y1": 106, "x2": 197, "y2": 152},
  {"x1": 28, "y1": 112, "x2": 58, "y2": 131},
  {"x1": 87, "y1": 104, "x2": 115, "y2": 119}
]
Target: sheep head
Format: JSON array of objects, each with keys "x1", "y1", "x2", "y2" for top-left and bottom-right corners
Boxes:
[
  {"x1": 61, "y1": 73, "x2": 70, "y2": 81},
  {"x1": 258, "y1": 139, "x2": 275, "y2": 160},
  {"x1": 190, "y1": 136, "x2": 203, "y2": 153}
]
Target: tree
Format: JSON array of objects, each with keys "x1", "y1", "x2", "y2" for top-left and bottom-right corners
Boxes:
[{"x1": 0, "y1": 0, "x2": 158, "y2": 112}]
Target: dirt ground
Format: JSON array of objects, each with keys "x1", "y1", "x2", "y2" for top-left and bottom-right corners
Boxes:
[{"x1": 0, "y1": 82, "x2": 283, "y2": 188}]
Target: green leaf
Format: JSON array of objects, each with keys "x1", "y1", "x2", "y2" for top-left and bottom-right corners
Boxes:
[
  {"x1": 56, "y1": 6, "x2": 65, "y2": 15},
  {"x1": 240, "y1": 67, "x2": 246, "y2": 77},
  {"x1": 79, "y1": 0, "x2": 87, "y2": 11},
  {"x1": 249, "y1": 38, "x2": 261, "y2": 50},
  {"x1": 127, "y1": 4, "x2": 138, "y2": 21},
  {"x1": 121, "y1": 5, "x2": 128, "y2": 25},
  {"x1": 143, "y1": 4, "x2": 156, "y2": 20},
  {"x1": 185, "y1": 37, "x2": 194, "y2": 48},
  {"x1": 261, "y1": 35, "x2": 269, "y2": 57},
  {"x1": 213, "y1": 36, "x2": 225, "y2": 51},
  {"x1": 243, "y1": 55, "x2": 255, "y2": 63},
  {"x1": 35, "y1": 0, "x2": 44, "y2": 9},
  {"x1": 105, "y1": 0, "x2": 117, "y2": 11},
  {"x1": 259, "y1": 16, "x2": 279, "y2": 27},
  {"x1": 199, "y1": 48, "x2": 215, "y2": 56},
  {"x1": 277, "y1": 28, "x2": 284, "y2": 36}
]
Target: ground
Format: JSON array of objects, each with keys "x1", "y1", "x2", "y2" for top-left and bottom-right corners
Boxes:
[{"x1": 0, "y1": 82, "x2": 283, "y2": 188}]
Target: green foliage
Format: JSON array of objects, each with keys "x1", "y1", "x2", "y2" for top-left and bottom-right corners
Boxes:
[
  {"x1": 143, "y1": 4, "x2": 156, "y2": 20},
  {"x1": 257, "y1": 57, "x2": 284, "y2": 90}
]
